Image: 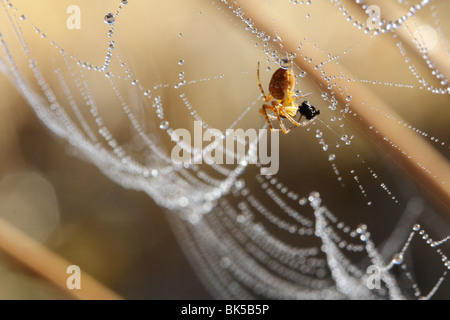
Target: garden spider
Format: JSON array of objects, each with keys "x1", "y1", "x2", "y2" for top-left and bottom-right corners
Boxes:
[{"x1": 257, "y1": 56, "x2": 320, "y2": 134}]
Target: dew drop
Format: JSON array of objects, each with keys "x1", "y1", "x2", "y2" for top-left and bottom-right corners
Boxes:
[
  {"x1": 280, "y1": 57, "x2": 290, "y2": 69},
  {"x1": 104, "y1": 13, "x2": 115, "y2": 25},
  {"x1": 360, "y1": 233, "x2": 369, "y2": 242},
  {"x1": 160, "y1": 121, "x2": 169, "y2": 130},
  {"x1": 392, "y1": 253, "x2": 403, "y2": 265},
  {"x1": 178, "y1": 59, "x2": 185, "y2": 66},
  {"x1": 328, "y1": 154, "x2": 336, "y2": 161},
  {"x1": 356, "y1": 224, "x2": 367, "y2": 234},
  {"x1": 299, "y1": 197, "x2": 308, "y2": 205}
]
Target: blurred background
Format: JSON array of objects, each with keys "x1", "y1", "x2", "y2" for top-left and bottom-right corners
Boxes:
[{"x1": 0, "y1": 0, "x2": 449, "y2": 299}]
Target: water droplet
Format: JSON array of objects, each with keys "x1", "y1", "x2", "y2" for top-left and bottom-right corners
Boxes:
[
  {"x1": 360, "y1": 233, "x2": 369, "y2": 242},
  {"x1": 104, "y1": 13, "x2": 115, "y2": 25},
  {"x1": 121, "y1": 0, "x2": 128, "y2": 4},
  {"x1": 346, "y1": 95, "x2": 352, "y2": 101},
  {"x1": 341, "y1": 134, "x2": 348, "y2": 141},
  {"x1": 19, "y1": 14, "x2": 26, "y2": 20},
  {"x1": 392, "y1": 253, "x2": 403, "y2": 265},
  {"x1": 160, "y1": 121, "x2": 169, "y2": 130},
  {"x1": 178, "y1": 196, "x2": 189, "y2": 207},
  {"x1": 280, "y1": 57, "x2": 290, "y2": 69},
  {"x1": 356, "y1": 224, "x2": 367, "y2": 234},
  {"x1": 188, "y1": 213, "x2": 200, "y2": 225},
  {"x1": 328, "y1": 154, "x2": 336, "y2": 161},
  {"x1": 235, "y1": 180, "x2": 245, "y2": 190},
  {"x1": 178, "y1": 59, "x2": 185, "y2": 66},
  {"x1": 413, "y1": 224, "x2": 420, "y2": 231}
]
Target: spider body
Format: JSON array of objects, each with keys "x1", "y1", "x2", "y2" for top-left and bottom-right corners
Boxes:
[
  {"x1": 257, "y1": 57, "x2": 320, "y2": 134},
  {"x1": 269, "y1": 67, "x2": 295, "y2": 100}
]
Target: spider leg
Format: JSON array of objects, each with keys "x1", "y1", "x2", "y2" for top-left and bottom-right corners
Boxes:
[
  {"x1": 281, "y1": 106, "x2": 317, "y2": 131},
  {"x1": 293, "y1": 92, "x2": 313, "y2": 101},
  {"x1": 260, "y1": 104, "x2": 287, "y2": 133},
  {"x1": 257, "y1": 62, "x2": 273, "y2": 102},
  {"x1": 282, "y1": 106, "x2": 302, "y2": 127},
  {"x1": 259, "y1": 103, "x2": 277, "y2": 120},
  {"x1": 260, "y1": 104, "x2": 280, "y2": 132},
  {"x1": 275, "y1": 108, "x2": 290, "y2": 135}
]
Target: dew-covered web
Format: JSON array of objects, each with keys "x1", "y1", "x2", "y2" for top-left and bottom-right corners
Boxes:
[{"x1": 0, "y1": 0, "x2": 449, "y2": 299}]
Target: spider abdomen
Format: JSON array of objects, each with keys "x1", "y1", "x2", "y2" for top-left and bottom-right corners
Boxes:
[{"x1": 269, "y1": 68, "x2": 295, "y2": 100}]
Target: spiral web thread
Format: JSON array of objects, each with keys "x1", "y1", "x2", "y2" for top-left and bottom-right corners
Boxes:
[{"x1": 0, "y1": 0, "x2": 449, "y2": 299}]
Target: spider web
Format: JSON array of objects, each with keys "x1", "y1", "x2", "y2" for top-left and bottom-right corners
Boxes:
[{"x1": 0, "y1": 0, "x2": 449, "y2": 299}]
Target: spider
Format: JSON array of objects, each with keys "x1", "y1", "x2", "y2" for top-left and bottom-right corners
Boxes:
[{"x1": 257, "y1": 56, "x2": 320, "y2": 134}]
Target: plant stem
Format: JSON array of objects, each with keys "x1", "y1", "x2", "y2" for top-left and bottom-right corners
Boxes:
[{"x1": 0, "y1": 218, "x2": 122, "y2": 300}]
